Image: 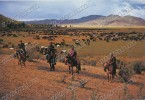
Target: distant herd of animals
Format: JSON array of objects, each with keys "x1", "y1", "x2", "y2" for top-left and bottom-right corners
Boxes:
[{"x1": 0, "y1": 29, "x2": 145, "y2": 49}]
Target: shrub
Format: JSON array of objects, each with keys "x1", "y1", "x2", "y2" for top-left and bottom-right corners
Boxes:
[
  {"x1": 13, "y1": 34, "x2": 17, "y2": 37},
  {"x1": 91, "y1": 90, "x2": 100, "y2": 100},
  {"x1": 118, "y1": 67, "x2": 133, "y2": 82},
  {"x1": 116, "y1": 59, "x2": 124, "y2": 69},
  {"x1": 79, "y1": 79, "x2": 88, "y2": 88},
  {"x1": 71, "y1": 75, "x2": 75, "y2": 81},
  {"x1": 133, "y1": 62, "x2": 143, "y2": 74},
  {"x1": 71, "y1": 90, "x2": 76, "y2": 100},
  {"x1": 137, "y1": 83, "x2": 144, "y2": 99},
  {"x1": 90, "y1": 60, "x2": 97, "y2": 66},
  {"x1": 60, "y1": 74, "x2": 67, "y2": 83},
  {"x1": 122, "y1": 83, "x2": 129, "y2": 100}
]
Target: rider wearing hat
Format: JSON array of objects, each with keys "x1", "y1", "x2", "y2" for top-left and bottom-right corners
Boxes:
[
  {"x1": 68, "y1": 46, "x2": 77, "y2": 65},
  {"x1": 47, "y1": 42, "x2": 56, "y2": 64},
  {"x1": 109, "y1": 53, "x2": 117, "y2": 77},
  {"x1": 18, "y1": 40, "x2": 26, "y2": 59}
]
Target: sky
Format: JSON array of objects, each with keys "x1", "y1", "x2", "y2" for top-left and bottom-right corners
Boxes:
[{"x1": 0, "y1": 0, "x2": 145, "y2": 21}]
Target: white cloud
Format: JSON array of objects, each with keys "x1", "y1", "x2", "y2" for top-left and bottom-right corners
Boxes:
[
  {"x1": 130, "y1": 0, "x2": 145, "y2": 4},
  {"x1": 0, "y1": 0, "x2": 145, "y2": 21}
]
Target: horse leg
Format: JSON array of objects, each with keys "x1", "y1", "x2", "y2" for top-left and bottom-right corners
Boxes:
[
  {"x1": 72, "y1": 66, "x2": 73, "y2": 75},
  {"x1": 77, "y1": 69, "x2": 80, "y2": 74},
  {"x1": 76, "y1": 65, "x2": 79, "y2": 74},
  {"x1": 20, "y1": 60, "x2": 22, "y2": 68},
  {"x1": 76, "y1": 65, "x2": 78, "y2": 73},
  {"x1": 23, "y1": 61, "x2": 26, "y2": 67},
  {"x1": 50, "y1": 63, "x2": 52, "y2": 71},
  {"x1": 109, "y1": 74, "x2": 112, "y2": 82},
  {"x1": 77, "y1": 66, "x2": 79, "y2": 74},
  {"x1": 69, "y1": 66, "x2": 71, "y2": 74},
  {"x1": 52, "y1": 64, "x2": 55, "y2": 71},
  {"x1": 108, "y1": 74, "x2": 109, "y2": 82},
  {"x1": 18, "y1": 60, "x2": 20, "y2": 65},
  {"x1": 18, "y1": 57, "x2": 21, "y2": 66}
]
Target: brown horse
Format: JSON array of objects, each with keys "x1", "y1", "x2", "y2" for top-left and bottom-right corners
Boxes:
[
  {"x1": 103, "y1": 62, "x2": 114, "y2": 82},
  {"x1": 15, "y1": 49, "x2": 26, "y2": 67},
  {"x1": 65, "y1": 56, "x2": 81, "y2": 75}
]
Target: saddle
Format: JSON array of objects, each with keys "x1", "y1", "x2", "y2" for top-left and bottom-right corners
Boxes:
[
  {"x1": 46, "y1": 53, "x2": 56, "y2": 64},
  {"x1": 16, "y1": 49, "x2": 26, "y2": 61},
  {"x1": 66, "y1": 55, "x2": 77, "y2": 66}
]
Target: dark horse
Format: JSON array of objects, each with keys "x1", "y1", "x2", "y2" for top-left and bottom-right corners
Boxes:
[
  {"x1": 46, "y1": 53, "x2": 56, "y2": 71},
  {"x1": 15, "y1": 49, "x2": 26, "y2": 67},
  {"x1": 103, "y1": 62, "x2": 114, "y2": 82},
  {"x1": 65, "y1": 55, "x2": 81, "y2": 75}
]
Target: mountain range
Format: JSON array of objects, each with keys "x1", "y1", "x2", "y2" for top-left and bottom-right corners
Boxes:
[
  {"x1": 25, "y1": 15, "x2": 145, "y2": 26},
  {"x1": 1, "y1": 14, "x2": 145, "y2": 26}
]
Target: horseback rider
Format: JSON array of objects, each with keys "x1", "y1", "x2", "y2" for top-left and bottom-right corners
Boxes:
[
  {"x1": 18, "y1": 40, "x2": 26, "y2": 60},
  {"x1": 68, "y1": 46, "x2": 77, "y2": 65},
  {"x1": 109, "y1": 53, "x2": 117, "y2": 77},
  {"x1": 48, "y1": 42, "x2": 55, "y2": 54},
  {"x1": 47, "y1": 42, "x2": 56, "y2": 64}
]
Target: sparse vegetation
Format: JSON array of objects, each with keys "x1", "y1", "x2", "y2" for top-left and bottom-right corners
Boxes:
[
  {"x1": 91, "y1": 90, "x2": 100, "y2": 100},
  {"x1": 0, "y1": 26, "x2": 145, "y2": 100},
  {"x1": 71, "y1": 90, "x2": 76, "y2": 100},
  {"x1": 118, "y1": 66, "x2": 133, "y2": 82},
  {"x1": 122, "y1": 83, "x2": 129, "y2": 100},
  {"x1": 79, "y1": 79, "x2": 88, "y2": 88},
  {"x1": 71, "y1": 75, "x2": 75, "y2": 81},
  {"x1": 60, "y1": 74, "x2": 67, "y2": 83},
  {"x1": 137, "y1": 83, "x2": 144, "y2": 99},
  {"x1": 133, "y1": 62, "x2": 144, "y2": 74}
]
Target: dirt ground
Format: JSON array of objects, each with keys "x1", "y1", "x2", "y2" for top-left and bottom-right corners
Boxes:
[{"x1": 0, "y1": 54, "x2": 145, "y2": 100}]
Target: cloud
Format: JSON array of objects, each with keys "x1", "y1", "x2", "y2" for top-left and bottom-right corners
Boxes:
[{"x1": 0, "y1": 0, "x2": 145, "y2": 21}]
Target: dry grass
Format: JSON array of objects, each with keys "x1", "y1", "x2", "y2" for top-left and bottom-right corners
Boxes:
[{"x1": 0, "y1": 28, "x2": 145, "y2": 99}]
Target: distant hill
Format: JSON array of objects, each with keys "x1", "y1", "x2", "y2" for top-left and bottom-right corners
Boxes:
[
  {"x1": 1, "y1": 14, "x2": 145, "y2": 26},
  {"x1": 0, "y1": 14, "x2": 11, "y2": 27},
  {"x1": 25, "y1": 15, "x2": 105, "y2": 25},
  {"x1": 0, "y1": 14, "x2": 11, "y2": 23},
  {"x1": 80, "y1": 15, "x2": 145, "y2": 26},
  {"x1": 25, "y1": 15, "x2": 145, "y2": 26},
  {"x1": 0, "y1": 14, "x2": 26, "y2": 28},
  {"x1": 0, "y1": 14, "x2": 17, "y2": 26}
]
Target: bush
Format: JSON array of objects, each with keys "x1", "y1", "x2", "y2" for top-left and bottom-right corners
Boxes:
[
  {"x1": 13, "y1": 34, "x2": 18, "y2": 37},
  {"x1": 116, "y1": 59, "x2": 124, "y2": 69},
  {"x1": 133, "y1": 62, "x2": 144, "y2": 74},
  {"x1": 79, "y1": 79, "x2": 88, "y2": 88},
  {"x1": 118, "y1": 66, "x2": 133, "y2": 82},
  {"x1": 91, "y1": 90, "x2": 100, "y2": 100},
  {"x1": 60, "y1": 74, "x2": 67, "y2": 83},
  {"x1": 71, "y1": 90, "x2": 76, "y2": 100},
  {"x1": 90, "y1": 60, "x2": 97, "y2": 66}
]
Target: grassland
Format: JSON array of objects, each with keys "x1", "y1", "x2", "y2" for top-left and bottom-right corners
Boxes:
[
  {"x1": 0, "y1": 28, "x2": 145, "y2": 100},
  {"x1": 1, "y1": 27, "x2": 145, "y2": 63}
]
